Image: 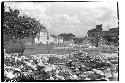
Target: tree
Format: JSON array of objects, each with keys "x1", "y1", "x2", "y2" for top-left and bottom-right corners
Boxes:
[
  {"x1": 3, "y1": 7, "x2": 46, "y2": 42},
  {"x1": 73, "y1": 37, "x2": 84, "y2": 44},
  {"x1": 102, "y1": 27, "x2": 119, "y2": 46},
  {"x1": 3, "y1": 7, "x2": 46, "y2": 53},
  {"x1": 58, "y1": 33, "x2": 75, "y2": 41},
  {"x1": 87, "y1": 24, "x2": 103, "y2": 47}
]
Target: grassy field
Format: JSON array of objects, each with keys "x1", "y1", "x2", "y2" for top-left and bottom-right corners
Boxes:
[{"x1": 23, "y1": 43, "x2": 118, "y2": 56}]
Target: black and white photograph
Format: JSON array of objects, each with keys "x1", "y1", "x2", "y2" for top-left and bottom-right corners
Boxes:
[{"x1": 2, "y1": 1, "x2": 119, "y2": 82}]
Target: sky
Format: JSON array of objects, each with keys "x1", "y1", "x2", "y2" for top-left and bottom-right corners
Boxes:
[{"x1": 4, "y1": 1, "x2": 118, "y2": 37}]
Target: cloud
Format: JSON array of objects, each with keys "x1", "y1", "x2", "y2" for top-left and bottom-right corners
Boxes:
[
  {"x1": 4, "y1": 2, "x2": 118, "y2": 36},
  {"x1": 51, "y1": 14, "x2": 81, "y2": 25},
  {"x1": 5, "y1": 2, "x2": 46, "y2": 15},
  {"x1": 94, "y1": 7, "x2": 118, "y2": 29},
  {"x1": 4, "y1": 2, "x2": 51, "y2": 23},
  {"x1": 4, "y1": 2, "x2": 54, "y2": 35},
  {"x1": 48, "y1": 13, "x2": 82, "y2": 35},
  {"x1": 79, "y1": 5, "x2": 118, "y2": 30}
]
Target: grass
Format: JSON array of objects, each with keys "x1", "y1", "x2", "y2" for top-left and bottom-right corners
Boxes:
[
  {"x1": 4, "y1": 40, "x2": 118, "y2": 56},
  {"x1": 4, "y1": 40, "x2": 25, "y2": 54},
  {"x1": 23, "y1": 45, "x2": 117, "y2": 57}
]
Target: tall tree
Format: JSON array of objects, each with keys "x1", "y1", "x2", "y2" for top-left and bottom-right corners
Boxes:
[
  {"x1": 3, "y1": 7, "x2": 46, "y2": 42},
  {"x1": 3, "y1": 7, "x2": 46, "y2": 53},
  {"x1": 87, "y1": 24, "x2": 103, "y2": 47}
]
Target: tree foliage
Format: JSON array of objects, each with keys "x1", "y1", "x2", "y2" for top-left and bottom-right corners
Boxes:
[
  {"x1": 87, "y1": 25, "x2": 103, "y2": 47},
  {"x1": 58, "y1": 33, "x2": 75, "y2": 41},
  {"x1": 3, "y1": 7, "x2": 46, "y2": 42},
  {"x1": 73, "y1": 37, "x2": 84, "y2": 44}
]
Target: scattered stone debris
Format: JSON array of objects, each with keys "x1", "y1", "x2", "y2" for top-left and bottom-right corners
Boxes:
[{"x1": 4, "y1": 50, "x2": 118, "y2": 81}]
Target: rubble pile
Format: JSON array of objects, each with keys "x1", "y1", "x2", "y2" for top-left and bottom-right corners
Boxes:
[
  {"x1": 71, "y1": 51, "x2": 118, "y2": 80},
  {"x1": 4, "y1": 51, "x2": 118, "y2": 81}
]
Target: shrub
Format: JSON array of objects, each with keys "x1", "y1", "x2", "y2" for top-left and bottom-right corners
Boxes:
[{"x1": 4, "y1": 39, "x2": 25, "y2": 54}]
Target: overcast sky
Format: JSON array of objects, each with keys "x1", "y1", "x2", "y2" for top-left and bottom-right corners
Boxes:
[{"x1": 5, "y1": 1, "x2": 118, "y2": 37}]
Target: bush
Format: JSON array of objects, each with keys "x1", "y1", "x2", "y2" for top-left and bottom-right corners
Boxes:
[{"x1": 4, "y1": 39, "x2": 25, "y2": 54}]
